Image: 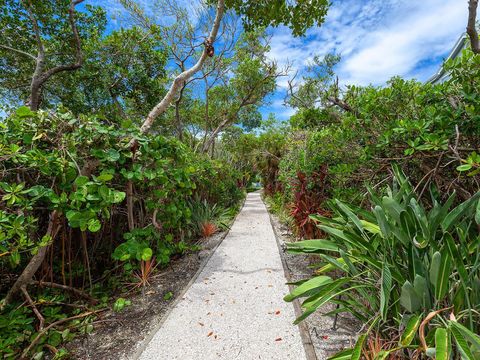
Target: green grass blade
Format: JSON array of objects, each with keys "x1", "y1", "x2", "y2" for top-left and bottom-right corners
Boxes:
[
  {"x1": 352, "y1": 333, "x2": 367, "y2": 360},
  {"x1": 327, "y1": 348, "x2": 353, "y2": 360},
  {"x1": 441, "y1": 192, "x2": 480, "y2": 231},
  {"x1": 380, "y1": 263, "x2": 392, "y2": 320}
]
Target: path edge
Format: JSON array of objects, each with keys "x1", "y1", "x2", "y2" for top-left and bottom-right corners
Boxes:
[
  {"x1": 264, "y1": 196, "x2": 319, "y2": 360},
  {"x1": 131, "y1": 195, "x2": 247, "y2": 360}
]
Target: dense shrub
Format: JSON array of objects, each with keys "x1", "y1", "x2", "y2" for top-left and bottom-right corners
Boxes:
[
  {"x1": 267, "y1": 49, "x2": 480, "y2": 239},
  {"x1": 0, "y1": 107, "x2": 244, "y2": 357},
  {"x1": 267, "y1": 48, "x2": 480, "y2": 359}
]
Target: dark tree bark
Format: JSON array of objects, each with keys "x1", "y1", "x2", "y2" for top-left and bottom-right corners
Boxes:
[
  {"x1": 174, "y1": 84, "x2": 187, "y2": 141},
  {"x1": 3, "y1": 211, "x2": 60, "y2": 307},
  {"x1": 25, "y1": 0, "x2": 85, "y2": 110},
  {"x1": 467, "y1": 0, "x2": 480, "y2": 54}
]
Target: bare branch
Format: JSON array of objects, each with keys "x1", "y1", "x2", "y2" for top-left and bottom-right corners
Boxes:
[
  {"x1": 137, "y1": 0, "x2": 225, "y2": 136},
  {"x1": 25, "y1": 0, "x2": 85, "y2": 109},
  {"x1": 25, "y1": 0, "x2": 45, "y2": 57},
  {"x1": 38, "y1": 0, "x2": 84, "y2": 81}
]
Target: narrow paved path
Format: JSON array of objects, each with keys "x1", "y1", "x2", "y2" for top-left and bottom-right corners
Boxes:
[{"x1": 138, "y1": 192, "x2": 307, "y2": 360}]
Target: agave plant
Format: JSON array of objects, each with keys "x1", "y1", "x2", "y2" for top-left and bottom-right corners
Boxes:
[{"x1": 286, "y1": 165, "x2": 480, "y2": 359}]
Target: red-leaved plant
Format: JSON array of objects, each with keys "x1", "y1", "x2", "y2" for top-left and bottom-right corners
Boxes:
[
  {"x1": 290, "y1": 167, "x2": 330, "y2": 239},
  {"x1": 200, "y1": 222, "x2": 217, "y2": 237}
]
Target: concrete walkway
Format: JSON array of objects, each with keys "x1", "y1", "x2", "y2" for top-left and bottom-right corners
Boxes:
[{"x1": 137, "y1": 192, "x2": 307, "y2": 360}]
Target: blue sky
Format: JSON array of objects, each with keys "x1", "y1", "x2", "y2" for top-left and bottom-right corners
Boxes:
[
  {"x1": 263, "y1": 0, "x2": 468, "y2": 120},
  {"x1": 86, "y1": 0, "x2": 468, "y2": 122}
]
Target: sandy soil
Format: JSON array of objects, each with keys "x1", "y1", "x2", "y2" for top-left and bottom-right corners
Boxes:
[{"x1": 65, "y1": 231, "x2": 227, "y2": 360}]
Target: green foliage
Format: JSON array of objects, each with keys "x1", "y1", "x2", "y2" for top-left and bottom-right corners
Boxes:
[
  {"x1": 60, "y1": 26, "x2": 168, "y2": 121},
  {"x1": 286, "y1": 169, "x2": 480, "y2": 358},
  {"x1": 192, "y1": 159, "x2": 244, "y2": 210},
  {"x1": 113, "y1": 297, "x2": 132, "y2": 312},
  {"x1": 0, "y1": 107, "x2": 244, "y2": 356},
  {"x1": 223, "y1": 0, "x2": 329, "y2": 36},
  {"x1": 163, "y1": 291, "x2": 173, "y2": 301},
  {"x1": 0, "y1": 305, "x2": 34, "y2": 358},
  {"x1": 270, "y1": 48, "x2": 480, "y2": 217},
  {"x1": 0, "y1": 0, "x2": 106, "y2": 108}
]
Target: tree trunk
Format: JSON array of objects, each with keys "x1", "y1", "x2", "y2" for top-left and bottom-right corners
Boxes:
[
  {"x1": 25, "y1": 0, "x2": 84, "y2": 111},
  {"x1": 136, "y1": 0, "x2": 225, "y2": 137},
  {"x1": 126, "y1": 180, "x2": 135, "y2": 231},
  {"x1": 202, "y1": 116, "x2": 230, "y2": 153},
  {"x1": 201, "y1": 84, "x2": 210, "y2": 152},
  {"x1": 29, "y1": 57, "x2": 45, "y2": 111},
  {"x1": 2, "y1": 211, "x2": 60, "y2": 307},
  {"x1": 467, "y1": 0, "x2": 480, "y2": 54},
  {"x1": 174, "y1": 85, "x2": 186, "y2": 141}
]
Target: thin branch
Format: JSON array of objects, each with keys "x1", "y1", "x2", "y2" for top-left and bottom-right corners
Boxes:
[
  {"x1": 0, "y1": 45, "x2": 36, "y2": 60},
  {"x1": 38, "y1": 0, "x2": 84, "y2": 82},
  {"x1": 21, "y1": 309, "x2": 106, "y2": 359},
  {"x1": 25, "y1": 0, "x2": 45, "y2": 57},
  {"x1": 31, "y1": 280, "x2": 98, "y2": 304},
  {"x1": 21, "y1": 286, "x2": 45, "y2": 330}
]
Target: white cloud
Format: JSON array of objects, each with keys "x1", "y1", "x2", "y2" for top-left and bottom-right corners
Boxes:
[{"x1": 267, "y1": 0, "x2": 468, "y2": 87}]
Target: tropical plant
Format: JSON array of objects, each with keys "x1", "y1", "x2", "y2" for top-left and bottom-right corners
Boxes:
[
  {"x1": 289, "y1": 169, "x2": 329, "y2": 239},
  {"x1": 286, "y1": 166, "x2": 480, "y2": 359},
  {"x1": 188, "y1": 197, "x2": 236, "y2": 238}
]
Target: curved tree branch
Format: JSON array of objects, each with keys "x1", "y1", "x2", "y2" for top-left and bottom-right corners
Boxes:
[
  {"x1": 137, "y1": 0, "x2": 225, "y2": 135},
  {"x1": 25, "y1": 0, "x2": 85, "y2": 110},
  {"x1": 36, "y1": 0, "x2": 84, "y2": 83}
]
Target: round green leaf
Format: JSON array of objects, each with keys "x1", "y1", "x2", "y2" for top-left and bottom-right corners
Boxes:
[
  {"x1": 87, "y1": 218, "x2": 101, "y2": 232},
  {"x1": 141, "y1": 247, "x2": 153, "y2": 261}
]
